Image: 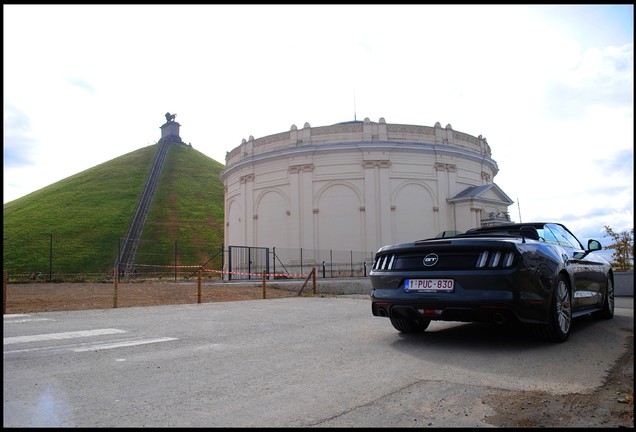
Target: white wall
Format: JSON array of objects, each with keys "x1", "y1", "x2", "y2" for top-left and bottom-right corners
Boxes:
[{"x1": 221, "y1": 118, "x2": 512, "y2": 256}]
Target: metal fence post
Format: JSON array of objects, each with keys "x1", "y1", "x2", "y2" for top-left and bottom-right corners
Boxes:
[
  {"x1": 350, "y1": 250, "x2": 353, "y2": 277},
  {"x1": 3, "y1": 269, "x2": 7, "y2": 314},
  {"x1": 174, "y1": 240, "x2": 178, "y2": 282},
  {"x1": 198, "y1": 270, "x2": 202, "y2": 303},
  {"x1": 330, "y1": 249, "x2": 333, "y2": 278},
  {"x1": 48, "y1": 234, "x2": 53, "y2": 282},
  {"x1": 113, "y1": 267, "x2": 118, "y2": 308}
]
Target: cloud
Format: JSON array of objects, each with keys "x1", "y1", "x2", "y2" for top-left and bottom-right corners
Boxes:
[
  {"x1": 598, "y1": 148, "x2": 634, "y2": 175},
  {"x1": 544, "y1": 43, "x2": 633, "y2": 120},
  {"x1": 3, "y1": 4, "x2": 633, "y2": 255},
  {"x1": 3, "y1": 104, "x2": 38, "y2": 168},
  {"x1": 64, "y1": 77, "x2": 96, "y2": 95}
]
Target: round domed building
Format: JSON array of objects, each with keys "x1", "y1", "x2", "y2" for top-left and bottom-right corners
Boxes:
[{"x1": 220, "y1": 117, "x2": 513, "y2": 275}]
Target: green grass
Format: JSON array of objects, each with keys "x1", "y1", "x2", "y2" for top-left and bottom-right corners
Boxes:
[
  {"x1": 136, "y1": 144, "x2": 225, "y2": 268},
  {"x1": 3, "y1": 143, "x2": 225, "y2": 280}
]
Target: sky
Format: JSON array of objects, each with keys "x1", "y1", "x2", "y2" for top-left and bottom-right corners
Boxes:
[{"x1": 3, "y1": 4, "x2": 634, "y2": 254}]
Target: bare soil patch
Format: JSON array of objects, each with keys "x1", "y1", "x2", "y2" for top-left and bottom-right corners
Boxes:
[
  {"x1": 484, "y1": 335, "x2": 634, "y2": 428},
  {"x1": 3, "y1": 281, "x2": 300, "y2": 314}
]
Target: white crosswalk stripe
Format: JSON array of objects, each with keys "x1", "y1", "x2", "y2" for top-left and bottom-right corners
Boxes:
[
  {"x1": 3, "y1": 328, "x2": 179, "y2": 357},
  {"x1": 4, "y1": 314, "x2": 54, "y2": 323},
  {"x1": 4, "y1": 329, "x2": 127, "y2": 345},
  {"x1": 4, "y1": 317, "x2": 54, "y2": 323},
  {"x1": 72, "y1": 337, "x2": 178, "y2": 352}
]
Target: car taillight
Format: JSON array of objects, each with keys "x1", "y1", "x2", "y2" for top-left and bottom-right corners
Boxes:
[
  {"x1": 476, "y1": 251, "x2": 515, "y2": 268},
  {"x1": 373, "y1": 254, "x2": 395, "y2": 270}
]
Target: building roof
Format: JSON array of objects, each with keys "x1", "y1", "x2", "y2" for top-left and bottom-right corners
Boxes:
[
  {"x1": 335, "y1": 120, "x2": 363, "y2": 125},
  {"x1": 448, "y1": 183, "x2": 514, "y2": 205}
]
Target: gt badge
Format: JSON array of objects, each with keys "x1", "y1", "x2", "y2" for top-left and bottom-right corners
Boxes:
[{"x1": 423, "y1": 253, "x2": 439, "y2": 267}]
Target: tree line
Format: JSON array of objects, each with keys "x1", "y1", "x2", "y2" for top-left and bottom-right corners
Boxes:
[{"x1": 603, "y1": 225, "x2": 634, "y2": 271}]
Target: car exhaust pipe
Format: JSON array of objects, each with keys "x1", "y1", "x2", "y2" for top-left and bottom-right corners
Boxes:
[
  {"x1": 493, "y1": 313, "x2": 506, "y2": 324},
  {"x1": 377, "y1": 308, "x2": 388, "y2": 317}
]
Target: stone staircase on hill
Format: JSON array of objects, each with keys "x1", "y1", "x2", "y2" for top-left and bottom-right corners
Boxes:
[{"x1": 115, "y1": 117, "x2": 183, "y2": 275}]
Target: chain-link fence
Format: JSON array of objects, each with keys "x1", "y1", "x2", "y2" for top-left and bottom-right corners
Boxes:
[{"x1": 270, "y1": 247, "x2": 374, "y2": 279}]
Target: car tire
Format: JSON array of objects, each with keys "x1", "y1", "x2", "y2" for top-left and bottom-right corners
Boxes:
[
  {"x1": 593, "y1": 278, "x2": 615, "y2": 320},
  {"x1": 533, "y1": 274, "x2": 572, "y2": 343},
  {"x1": 389, "y1": 316, "x2": 430, "y2": 333}
]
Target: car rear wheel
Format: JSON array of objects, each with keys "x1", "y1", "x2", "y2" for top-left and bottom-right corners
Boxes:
[
  {"x1": 389, "y1": 316, "x2": 430, "y2": 333},
  {"x1": 533, "y1": 274, "x2": 572, "y2": 342},
  {"x1": 593, "y1": 278, "x2": 614, "y2": 320}
]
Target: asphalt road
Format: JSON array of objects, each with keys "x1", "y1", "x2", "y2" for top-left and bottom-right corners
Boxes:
[{"x1": 3, "y1": 296, "x2": 633, "y2": 427}]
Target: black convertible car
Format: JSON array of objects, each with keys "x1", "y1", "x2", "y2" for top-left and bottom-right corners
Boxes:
[{"x1": 370, "y1": 222, "x2": 614, "y2": 342}]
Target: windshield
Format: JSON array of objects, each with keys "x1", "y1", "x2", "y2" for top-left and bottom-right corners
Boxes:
[{"x1": 539, "y1": 224, "x2": 584, "y2": 250}]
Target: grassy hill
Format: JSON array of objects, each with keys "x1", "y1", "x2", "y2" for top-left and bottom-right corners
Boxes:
[{"x1": 3, "y1": 143, "x2": 225, "y2": 281}]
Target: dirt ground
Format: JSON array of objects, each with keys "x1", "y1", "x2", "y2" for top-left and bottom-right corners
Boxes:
[
  {"x1": 3, "y1": 282, "x2": 633, "y2": 428},
  {"x1": 485, "y1": 335, "x2": 634, "y2": 428},
  {"x1": 3, "y1": 281, "x2": 302, "y2": 314}
]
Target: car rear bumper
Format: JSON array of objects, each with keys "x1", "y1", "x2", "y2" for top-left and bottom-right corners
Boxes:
[{"x1": 370, "y1": 270, "x2": 553, "y2": 324}]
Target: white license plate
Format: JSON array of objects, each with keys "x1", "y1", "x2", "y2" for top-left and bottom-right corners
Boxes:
[{"x1": 404, "y1": 279, "x2": 454, "y2": 292}]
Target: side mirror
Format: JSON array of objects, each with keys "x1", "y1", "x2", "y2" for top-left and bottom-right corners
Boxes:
[{"x1": 587, "y1": 239, "x2": 602, "y2": 251}]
